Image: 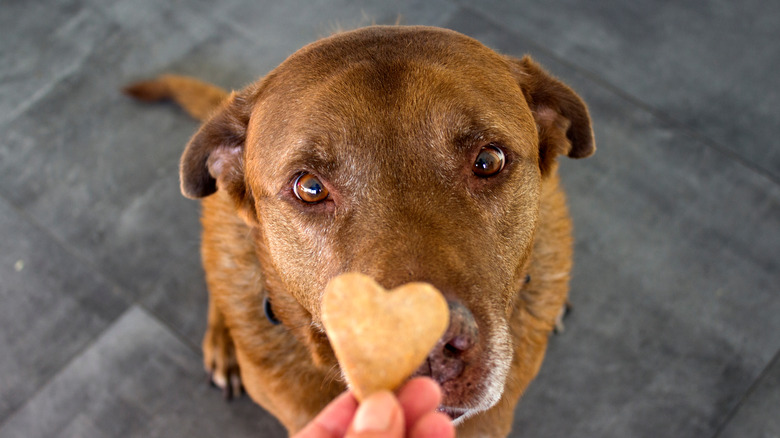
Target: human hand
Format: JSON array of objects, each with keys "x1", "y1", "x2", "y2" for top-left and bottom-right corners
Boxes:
[{"x1": 293, "y1": 377, "x2": 455, "y2": 438}]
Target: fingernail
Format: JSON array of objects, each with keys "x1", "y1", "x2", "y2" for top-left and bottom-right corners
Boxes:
[{"x1": 353, "y1": 391, "x2": 396, "y2": 433}]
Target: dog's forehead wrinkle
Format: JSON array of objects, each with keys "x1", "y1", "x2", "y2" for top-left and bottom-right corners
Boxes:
[
  {"x1": 301, "y1": 57, "x2": 508, "y2": 135},
  {"x1": 286, "y1": 142, "x2": 339, "y2": 175}
]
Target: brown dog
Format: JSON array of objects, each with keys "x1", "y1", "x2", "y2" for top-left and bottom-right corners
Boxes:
[{"x1": 125, "y1": 25, "x2": 594, "y2": 437}]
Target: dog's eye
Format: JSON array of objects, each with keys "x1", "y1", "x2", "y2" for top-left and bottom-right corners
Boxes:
[
  {"x1": 473, "y1": 145, "x2": 505, "y2": 177},
  {"x1": 294, "y1": 173, "x2": 329, "y2": 203}
]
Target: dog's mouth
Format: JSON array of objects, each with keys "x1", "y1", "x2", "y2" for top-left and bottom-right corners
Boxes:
[
  {"x1": 437, "y1": 405, "x2": 468, "y2": 422},
  {"x1": 419, "y1": 372, "x2": 482, "y2": 425},
  {"x1": 409, "y1": 326, "x2": 511, "y2": 426}
]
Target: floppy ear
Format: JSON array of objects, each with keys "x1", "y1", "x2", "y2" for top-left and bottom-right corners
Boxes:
[
  {"x1": 508, "y1": 56, "x2": 595, "y2": 175},
  {"x1": 180, "y1": 91, "x2": 257, "y2": 222}
]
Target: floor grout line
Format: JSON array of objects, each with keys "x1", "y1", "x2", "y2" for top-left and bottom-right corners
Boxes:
[
  {"x1": 0, "y1": 307, "x2": 129, "y2": 432},
  {"x1": 451, "y1": 3, "x2": 780, "y2": 189},
  {"x1": 0, "y1": 189, "x2": 202, "y2": 351},
  {"x1": 0, "y1": 302, "x2": 204, "y2": 433},
  {"x1": 136, "y1": 302, "x2": 203, "y2": 353},
  {"x1": 0, "y1": 191, "x2": 204, "y2": 429},
  {"x1": 710, "y1": 347, "x2": 780, "y2": 438}
]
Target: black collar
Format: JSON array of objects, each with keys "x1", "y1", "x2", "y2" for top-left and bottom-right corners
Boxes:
[{"x1": 263, "y1": 296, "x2": 282, "y2": 325}]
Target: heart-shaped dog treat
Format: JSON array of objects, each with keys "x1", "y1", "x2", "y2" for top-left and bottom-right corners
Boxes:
[{"x1": 322, "y1": 273, "x2": 449, "y2": 401}]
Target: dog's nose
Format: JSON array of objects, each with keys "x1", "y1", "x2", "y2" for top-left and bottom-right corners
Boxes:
[{"x1": 419, "y1": 299, "x2": 479, "y2": 385}]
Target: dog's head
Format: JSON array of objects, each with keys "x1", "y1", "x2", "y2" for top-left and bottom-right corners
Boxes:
[{"x1": 180, "y1": 26, "x2": 593, "y2": 422}]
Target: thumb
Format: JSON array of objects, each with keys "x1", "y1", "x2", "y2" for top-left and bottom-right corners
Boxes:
[{"x1": 346, "y1": 391, "x2": 405, "y2": 438}]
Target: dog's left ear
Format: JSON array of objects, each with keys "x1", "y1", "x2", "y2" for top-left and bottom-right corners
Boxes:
[{"x1": 508, "y1": 56, "x2": 595, "y2": 174}]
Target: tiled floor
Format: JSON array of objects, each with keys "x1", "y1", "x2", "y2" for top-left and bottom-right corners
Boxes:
[{"x1": 1, "y1": 1, "x2": 778, "y2": 437}]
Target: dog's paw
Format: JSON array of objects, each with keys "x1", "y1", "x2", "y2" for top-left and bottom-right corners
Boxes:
[
  {"x1": 553, "y1": 302, "x2": 572, "y2": 335},
  {"x1": 203, "y1": 325, "x2": 243, "y2": 400}
]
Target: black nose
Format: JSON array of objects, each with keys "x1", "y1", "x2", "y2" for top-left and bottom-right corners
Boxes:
[{"x1": 418, "y1": 300, "x2": 479, "y2": 384}]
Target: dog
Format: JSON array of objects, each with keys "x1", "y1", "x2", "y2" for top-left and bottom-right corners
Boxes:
[{"x1": 125, "y1": 25, "x2": 594, "y2": 437}]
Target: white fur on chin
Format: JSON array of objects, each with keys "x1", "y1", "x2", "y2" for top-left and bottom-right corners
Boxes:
[{"x1": 451, "y1": 321, "x2": 512, "y2": 426}]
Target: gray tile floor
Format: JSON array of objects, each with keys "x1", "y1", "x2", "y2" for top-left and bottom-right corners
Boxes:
[{"x1": 1, "y1": 1, "x2": 778, "y2": 437}]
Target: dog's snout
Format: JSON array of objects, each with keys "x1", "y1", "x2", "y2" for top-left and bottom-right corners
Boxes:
[{"x1": 419, "y1": 299, "x2": 479, "y2": 385}]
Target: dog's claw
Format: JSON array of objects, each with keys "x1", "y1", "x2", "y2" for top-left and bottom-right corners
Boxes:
[
  {"x1": 229, "y1": 374, "x2": 242, "y2": 400},
  {"x1": 222, "y1": 374, "x2": 243, "y2": 401},
  {"x1": 208, "y1": 366, "x2": 243, "y2": 400}
]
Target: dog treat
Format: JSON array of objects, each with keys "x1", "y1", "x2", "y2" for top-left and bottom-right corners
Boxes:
[{"x1": 322, "y1": 272, "x2": 449, "y2": 401}]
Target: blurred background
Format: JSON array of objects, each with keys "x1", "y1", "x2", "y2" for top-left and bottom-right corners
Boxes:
[{"x1": 1, "y1": 1, "x2": 778, "y2": 437}]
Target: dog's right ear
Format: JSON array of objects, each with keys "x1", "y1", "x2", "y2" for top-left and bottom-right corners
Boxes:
[{"x1": 180, "y1": 92, "x2": 257, "y2": 222}]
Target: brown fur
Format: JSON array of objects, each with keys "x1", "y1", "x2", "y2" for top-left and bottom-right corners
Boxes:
[{"x1": 125, "y1": 26, "x2": 594, "y2": 437}]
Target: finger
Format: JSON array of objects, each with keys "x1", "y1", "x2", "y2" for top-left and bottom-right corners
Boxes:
[
  {"x1": 409, "y1": 411, "x2": 455, "y2": 438},
  {"x1": 397, "y1": 377, "x2": 442, "y2": 431},
  {"x1": 294, "y1": 391, "x2": 359, "y2": 438},
  {"x1": 346, "y1": 391, "x2": 405, "y2": 438}
]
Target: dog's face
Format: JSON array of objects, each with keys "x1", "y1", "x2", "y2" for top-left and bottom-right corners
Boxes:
[{"x1": 180, "y1": 27, "x2": 593, "y2": 422}]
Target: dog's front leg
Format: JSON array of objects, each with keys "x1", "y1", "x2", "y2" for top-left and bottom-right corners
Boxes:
[{"x1": 203, "y1": 296, "x2": 242, "y2": 399}]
